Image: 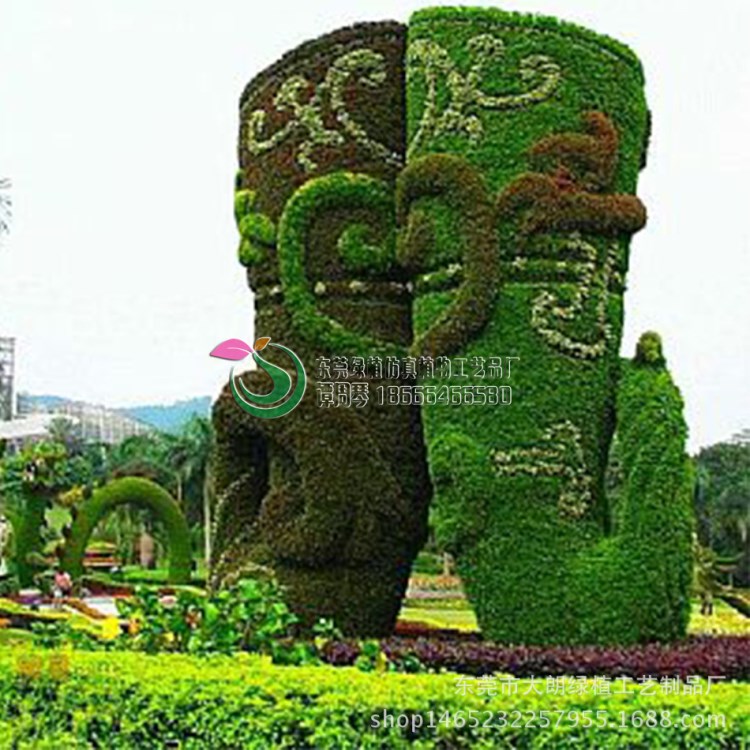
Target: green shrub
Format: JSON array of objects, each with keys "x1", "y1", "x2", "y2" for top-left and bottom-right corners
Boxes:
[
  {"x1": 0, "y1": 648, "x2": 747, "y2": 748},
  {"x1": 113, "y1": 579, "x2": 302, "y2": 658}
]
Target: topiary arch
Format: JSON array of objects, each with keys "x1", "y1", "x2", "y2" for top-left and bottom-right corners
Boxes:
[{"x1": 60, "y1": 477, "x2": 192, "y2": 584}]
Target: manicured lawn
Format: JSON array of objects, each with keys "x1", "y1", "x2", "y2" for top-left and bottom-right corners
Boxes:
[
  {"x1": 688, "y1": 599, "x2": 750, "y2": 636},
  {"x1": 398, "y1": 601, "x2": 750, "y2": 637},
  {"x1": 400, "y1": 574, "x2": 750, "y2": 637}
]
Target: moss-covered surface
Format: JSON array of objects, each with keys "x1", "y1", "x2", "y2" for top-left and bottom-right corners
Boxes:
[
  {"x1": 13, "y1": 493, "x2": 50, "y2": 588},
  {"x1": 404, "y1": 7, "x2": 692, "y2": 644},
  {"x1": 212, "y1": 7, "x2": 693, "y2": 643},
  {"x1": 59, "y1": 478, "x2": 192, "y2": 585},
  {"x1": 212, "y1": 22, "x2": 431, "y2": 636}
]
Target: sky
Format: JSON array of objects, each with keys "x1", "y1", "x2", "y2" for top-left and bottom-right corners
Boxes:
[{"x1": 1, "y1": 0, "x2": 748, "y2": 451}]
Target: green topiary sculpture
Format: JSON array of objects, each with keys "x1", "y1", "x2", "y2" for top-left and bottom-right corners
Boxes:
[
  {"x1": 1, "y1": 441, "x2": 68, "y2": 587},
  {"x1": 60, "y1": 477, "x2": 192, "y2": 585},
  {"x1": 211, "y1": 7, "x2": 694, "y2": 644},
  {"x1": 210, "y1": 22, "x2": 432, "y2": 636},
  {"x1": 401, "y1": 7, "x2": 694, "y2": 644}
]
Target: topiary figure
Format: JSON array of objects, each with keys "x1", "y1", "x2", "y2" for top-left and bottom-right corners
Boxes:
[
  {"x1": 59, "y1": 477, "x2": 192, "y2": 585},
  {"x1": 1, "y1": 441, "x2": 67, "y2": 588},
  {"x1": 400, "y1": 7, "x2": 693, "y2": 644},
  {"x1": 210, "y1": 22, "x2": 432, "y2": 636}
]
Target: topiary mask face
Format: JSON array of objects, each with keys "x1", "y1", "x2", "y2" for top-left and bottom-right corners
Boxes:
[
  {"x1": 212, "y1": 7, "x2": 693, "y2": 645},
  {"x1": 401, "y1": 7, "x2": 692, "y2": 645},
  {"x1": 211, "y1": 22, "x2": 432, "y2": 637}
]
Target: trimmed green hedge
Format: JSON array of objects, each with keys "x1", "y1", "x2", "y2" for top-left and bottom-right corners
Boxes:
[
  {"x1": 0, "y1": 648, "x2": 747, "y2": 748},
  {"x1": 405, "y1": 7, "x2": 692, "y2": 644},
  {"x1": 59, "y1": 477, "x2": 192, "y2": 585},
  {"x1": 277, "y1": 170, "x2": 402, "y2": 359}
]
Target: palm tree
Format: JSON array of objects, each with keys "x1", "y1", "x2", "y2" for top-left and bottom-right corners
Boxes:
[
  {"x1": 47, "y1": 417, "x2": 84, "y2": 457},
  {"x1": 166, "y1": 417, "x2": 214, "y2": 561},
  {"x1": 716, "y1": 479, "x2": 750, "y2": 584},
  {"x1": 694, "y1": 463, "x2": 713, "y2": 547},
  {"x1": 693, "y1": 539, "x2": 721, "y2": 615}
]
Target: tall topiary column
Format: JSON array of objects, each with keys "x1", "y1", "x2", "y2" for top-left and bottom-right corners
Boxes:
[
  {"x1": 14, "y1": 492, "x2": 49, "y2": 588},
  {"x1": 210, "y1": 23, "x2": 432, "y2": 636},
  {"x1": 400, "y1": 7, "x2": 693, "y2": 644}
]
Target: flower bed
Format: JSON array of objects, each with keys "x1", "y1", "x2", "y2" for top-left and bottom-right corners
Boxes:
[{"x1": 323, "y1": 636, "x2": 750, "y2": 681}]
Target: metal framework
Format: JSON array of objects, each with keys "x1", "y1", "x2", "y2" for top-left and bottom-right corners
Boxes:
[{"x1": 0, "y1": 337, "x2": 14, "y2": 421}]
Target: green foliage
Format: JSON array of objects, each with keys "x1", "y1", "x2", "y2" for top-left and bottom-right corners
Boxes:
[
  {"x1": 695, "y1": 441, "x2": 750, "y2": 586},
  {"x1": 566, "y1": 354, "x2": 695, "y2": 643},
  {"x1": 0, "y1": 648, "x2": 748, "y2": 748},
  {"x1": 0, "y1": 441, "x2": 68, "y2": 497},
  {"x1": 693, "y1": 542, "x2": 722, "y2": 600},
  {"x1": 634, "y1": 330, "x2": 666, "y2": 367},
  {"x1": 0, "y1": 441, "x2": 70, "y2": 586},
  {"x1": 399, "y1": 605, "x2": 479, "y2": 632},
  {"x1": 104, "y1": 417, "x2": 214, "y2": 536},
  {"x1": 688, "y1": 598, "x2": 750, "y2": 636},
  {"x1": 9, "y1": 494, "x2": 49, "y2": 588},
  {"x1": 277, "y1": 170, "x2": 403, "y2": 358},
  {"x1": 22, "y1": 578, "x2": 329, "y2": 665},
  {"x1": 405, "y1": 8, "x2": 692, "y2": 644},
  {"x1": 106, "y1": 433, "x2": 176, "y2": 487},
  {"x1": 113, "y1": 579, "x2": 300, "y2": 657},
  {"x1": 235, "y1": 188, "x2": 276, "y2": 268},
  {"x1": 30, "y1": 622, "x2": 66, "y2": 649},
  {"x1": 396, "y1": 153, "x2": 497, "y2": 360},
  {"x1": 46, "y1": 417, "x2": 84, "y2": 457},
  {"x1": 60, "y1": 477, "x2": 192, "y2": 584},
  {"x1": 0, "y1": 415, "x2": 214, "y2": 591}
]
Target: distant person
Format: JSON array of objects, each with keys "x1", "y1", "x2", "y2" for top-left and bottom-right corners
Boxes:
[{"x1": 53, "y1": 568, "x2": 73, "y2": 607}]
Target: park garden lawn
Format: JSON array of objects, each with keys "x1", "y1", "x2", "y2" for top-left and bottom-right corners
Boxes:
[
  {"x1": 688, "y1": 599, "x2": 750, "y2": 637},
  {"x1": 1, "y1": 572, "x2": 747, "y2": 746},
  {"x1": 398, "y1": 597, "x2": 750, "y2": 637},
  {"x1": 399, "y1": 605, "x2": 479, "y2": 632}
]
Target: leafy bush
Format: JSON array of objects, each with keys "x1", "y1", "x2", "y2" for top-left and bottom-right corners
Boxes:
[
  {"x1": 115, "y1": 579, "x2": 303, "y2": 658},
  {"x1": 34, "y1": 579, "x2": 355, "y2": 671},
  {"x1": 0, "y1": 648, "x2": 747, "y2": 748}
]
